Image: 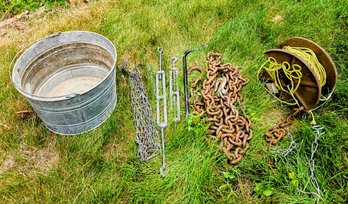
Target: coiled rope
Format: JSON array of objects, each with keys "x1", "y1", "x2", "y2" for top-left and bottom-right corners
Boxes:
[
  {"x1": 258, "y1": 46, "x2": 327, "y2": 107},
  {"x1": 284, "y1": 46, "x2": 326, "y2": 87}
]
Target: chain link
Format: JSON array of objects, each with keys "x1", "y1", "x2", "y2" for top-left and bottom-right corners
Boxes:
[
  {"x1": 310, "y1": 124, "x2": 324, "y2": 196},
  {"x1": 269, "y1": 129, "x2": 297, "y2": 156},
  {"x1": 266, "y1": 107, "x2": 304, "y2": 156},
  {"x1": 129, "y1": 68, "x2": 161, "y2": 162},
  {"x1": 265, "y1": 107, "x2": 304, "y2": 146}
]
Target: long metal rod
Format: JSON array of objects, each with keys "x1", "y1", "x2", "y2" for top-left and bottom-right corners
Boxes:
[
  {"x1": 159, "y1": 127, "x2": 166, "y2": 176},
  {"x1": 183, "y1": 48, "x2": 196, "y2": 119}
]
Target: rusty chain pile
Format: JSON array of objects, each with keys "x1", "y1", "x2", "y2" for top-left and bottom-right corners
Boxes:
[
  {"x1": 191, "y1": 52, "x2": 252, "y2": 164},
  {"x1": 265, "y1": 107, "x2": 304, "y2": 148}
]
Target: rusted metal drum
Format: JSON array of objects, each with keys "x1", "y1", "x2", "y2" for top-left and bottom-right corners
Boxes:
[
  {"x1": 278, "y1": 37, "x2": 337, "y2": 96},
  {"x1": 260, "y1": 37, "x2": 337, "y2": 111},
  {"x1": 11, "y1": 31, "x2": 117, "y2": 135}
]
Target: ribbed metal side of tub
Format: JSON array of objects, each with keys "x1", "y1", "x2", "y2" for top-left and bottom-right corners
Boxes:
[
  {"x1": 12, "y1": 31, "x2": 117, "y2": 135},
  {"x1": 27, "y1": 69, "x2": 117, "y2": 135}
]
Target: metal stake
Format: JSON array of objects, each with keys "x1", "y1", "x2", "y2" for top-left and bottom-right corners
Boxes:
[
  {"x1": 183, "y1": 49, "x2": 195, "y2": 119},
  {"x1": 156, "y1": 47, "x2": 168, "y2": 176}
]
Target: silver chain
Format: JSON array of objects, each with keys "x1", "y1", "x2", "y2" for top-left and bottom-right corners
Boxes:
[
  {"x1": 310, "y1": 124, "x2": 324, "y2": 196},
  {"x1": 156, "y1": 47, "x2": 168, "y2": 176},
  {"x1": 269, "y1": 123, "x2": 323, "y2": 199},
  {"x1": 169, "y1": 56, "x2": 180, "y2": 123},
  {"x1": 269, "y1": 128, "x2": 297, "y2": 156},
  {"x1": 269, "y1": 77, "x2": 323, "y2": 199},
  {"x1": 129, "y1": 68, "x2": 161, "y2": 162}
]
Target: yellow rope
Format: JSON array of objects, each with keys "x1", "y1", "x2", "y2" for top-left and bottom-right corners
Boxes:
[
  {"x1": 258, "y1": 57, "x2": 302, "y2": 105},
  {"x1": 283, "y1": 46, "x2": 326, "y2": 87},
  {"x1": 308, "y1": 110, "x2": 317, "y2": 125},
  {"x1": 258, "y1": 46, "x2": 327, "y2": 109}
]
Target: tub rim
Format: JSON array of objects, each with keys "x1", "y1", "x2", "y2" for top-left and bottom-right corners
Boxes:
[{"x1": 11, "y1": 31, "x2": 117, "y2": 102}]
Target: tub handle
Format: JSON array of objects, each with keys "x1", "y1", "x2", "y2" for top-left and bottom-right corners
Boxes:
[
  {"x1": 47, "y1": 32, "x2": 62, "y2": 39},
  {"x1": 66, "y1": 93, "x2": 79, "y2": 99}
]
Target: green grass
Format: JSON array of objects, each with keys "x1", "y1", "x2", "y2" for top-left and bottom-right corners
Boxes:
[{"x1": 0, "y1": 0, "x2": 347, "y2": 203}]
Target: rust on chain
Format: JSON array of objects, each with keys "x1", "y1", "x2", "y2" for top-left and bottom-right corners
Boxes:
[
  {"x1": 188, "y1": 66, "x2": 202, "y2": 74},
  {"x1": 190, "y1": 52, "x2": 252, "y2": 164},
  {"x1": 188, "y1": 66, "x2": 203, "y2": 98},
  {"x1": 265, "y1": 107, "x2": 304, "y2": 147}
]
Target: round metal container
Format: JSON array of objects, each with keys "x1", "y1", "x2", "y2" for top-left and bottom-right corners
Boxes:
[{"x1": 12, "y1": 31, "x2": 117, "y2": 135}]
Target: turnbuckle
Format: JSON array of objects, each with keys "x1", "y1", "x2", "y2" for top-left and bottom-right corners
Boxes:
[
  {"x1": 156, "y1": 47, "x2": 168, "y2": 176},
  {"x1": 169, "y1": 57, "x2": 180, "y2": 123}
]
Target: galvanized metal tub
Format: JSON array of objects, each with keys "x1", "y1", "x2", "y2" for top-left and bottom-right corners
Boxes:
[{"x1": 11, "y1": 31, "x2": 117, "y2": 135}]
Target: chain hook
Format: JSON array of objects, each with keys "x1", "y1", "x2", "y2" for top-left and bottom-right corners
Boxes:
[{"x1": 171, "y1": 57, "x2": 178, "y2": 67}]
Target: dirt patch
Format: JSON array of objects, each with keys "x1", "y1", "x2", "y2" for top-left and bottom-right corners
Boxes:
[
  {"x1": 0, "y1": 6, "x2": 47, "y2": 37},
  {"x1": 0, "y1": 12, "x2": 26, "y2": 37},
  {"x1": 0, "y1": 155, "x2": 16, "y2": 174},
  {"x1": 19, "y1": 145, "x2": 59, "y2": 175},
  {"x1": 0, "y1": 120, "x2": 11, "y2": 130},
  {"x1": 0, "y1": 137, "x2": 59, "y2": 177},
  {"x1": 102, "y1": 140, "x2": 127, "y2": 162},
  {"x1": 235, "y1": 179, "x2": 254, "y2": 203}
]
